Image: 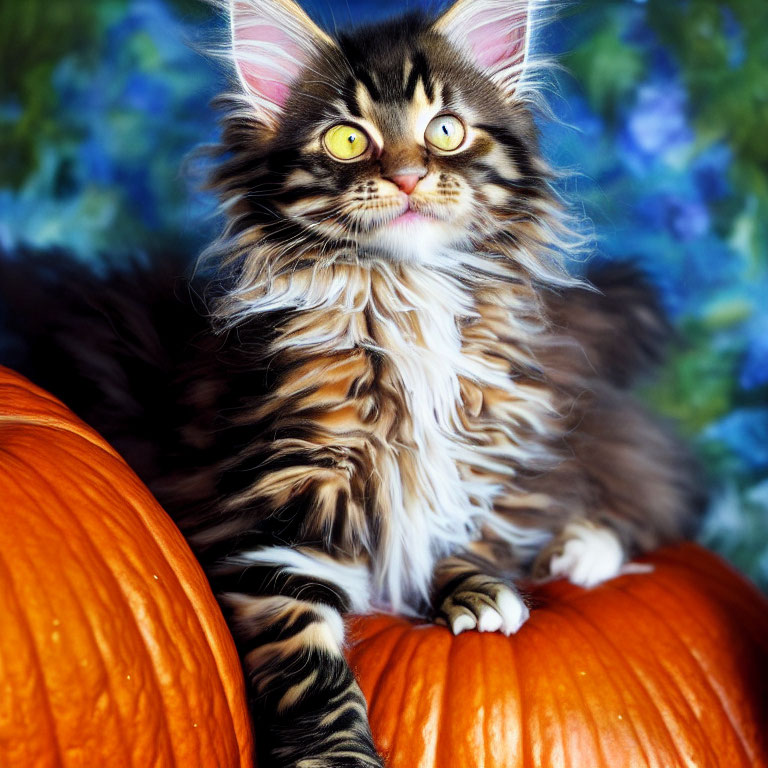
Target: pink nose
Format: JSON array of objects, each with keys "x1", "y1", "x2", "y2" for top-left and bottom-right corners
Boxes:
[{"x1": 389, "y1": 173, "x2": 422, "y2": 195}]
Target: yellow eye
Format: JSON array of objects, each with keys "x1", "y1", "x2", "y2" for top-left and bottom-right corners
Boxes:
[
  {"x1": 425, "y1": 114, "x2": 466, "y2": 152},
  {"x1": 324, "y1": 124, "x2": 370, "y2": 160}
]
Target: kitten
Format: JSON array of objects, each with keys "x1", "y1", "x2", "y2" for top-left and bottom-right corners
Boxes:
[{"x1": 1, "y1": 0, "x2": 702, "y2": 765}]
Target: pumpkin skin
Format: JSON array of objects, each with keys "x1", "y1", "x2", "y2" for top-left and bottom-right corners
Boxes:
[
  {"x1": 4, "y1": 366, "x2": 768, "y2": 768},
  {"x1": 347, "y1": 545, "x2": 768, "y2": 768},
  {"x1": 0, "y1": 367, "x2": 253, "y2": 768}
]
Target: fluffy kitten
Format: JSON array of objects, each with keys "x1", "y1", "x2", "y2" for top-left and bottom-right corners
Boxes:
[{"x1": 1, "y1": 0, "x2": 702, "y2": 765}]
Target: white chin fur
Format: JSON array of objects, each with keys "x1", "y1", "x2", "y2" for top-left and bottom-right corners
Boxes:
[{"x1": 360, "y1": 218, "x2": 468, "y2": 264}]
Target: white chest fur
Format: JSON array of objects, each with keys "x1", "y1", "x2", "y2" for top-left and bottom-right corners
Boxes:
[
  {"x1": 365, "y1": 268, "x2": 484, "y2": 612},
  {"x1": 233, "y1": 259, "x2": 551, "y2": 615},
  {"x1": 359, "y1": 265, "x2": 544, "y2": 613}
]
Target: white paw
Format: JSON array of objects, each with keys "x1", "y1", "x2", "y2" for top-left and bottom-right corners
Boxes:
[
  {"x1": 442, "y1": 582, "x2": 529, "y2": 637},
  {"x1": 477, "y1": 604, "x2": 503, "y2": 632},
  {"x1": 449, "y1": 612, "x2": 476, "y2": 635},
  {"x1": 494, "y1": 585, "x2": 530, "y2": 635},
  {"x1": 548, "y1": 522, "x2": 625, "y2": 588}
]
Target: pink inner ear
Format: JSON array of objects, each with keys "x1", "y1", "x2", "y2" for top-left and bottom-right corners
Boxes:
[
  {"x1": 239, "y1": 63, "x2": 292, "y2": 107},
  {"x1": 466, "y1": 11, "x2": 527, "y2": 69},
  {"x1": 233, "y1": 12, "x2": 308, "y2": 110}
]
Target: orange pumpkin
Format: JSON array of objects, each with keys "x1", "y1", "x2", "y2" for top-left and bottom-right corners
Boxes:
[
  {"x1": 347, "y1": 545, "x2": 768, "y2": 768},
  {"x1": 4, "y1": 365, "x2": 768, "y2": 768},
  {"x1": 0, "y1": 367, "x2": 253, "y2": 767}
]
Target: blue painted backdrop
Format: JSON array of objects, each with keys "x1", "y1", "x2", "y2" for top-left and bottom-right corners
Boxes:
[{"x1": 1, "y1": 0, "x2": 766, "y2": 585}]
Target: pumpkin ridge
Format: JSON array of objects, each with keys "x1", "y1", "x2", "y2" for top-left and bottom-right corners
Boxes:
[
  {"x1": 526, "y1": 618, "x2": 609, "y2": 767},
  {"x1": 617, "y1": 578, "x2": 757, "y2": 766},
  {"x1": 546, "y1": 597, "x2": 688, "y2": 767},
  {"x1": 83, "y1": 451, "x2": 247, "y2": 767},
  {"x1": 0, "y1": 415, "x2": 122, "y2": 460},
  {"x1": 498, "y1": 626, "x2": 524, "y2": 768},
  {"x1": 70, "y1": 433, "x2": 251, "y2": 765},
  {"x1": 76, "y1": 467, "x2": 183, "y2": 767},
  {"x1": 508, "y1": 623, "x2": 528, "y2": 768},
  {"x1": 416, "y1": 627, "x2": 452, "y2": 768},
  {"x1": 347, "y1": 620, "x2": 414, "y2": 764},
  {"x1": 470, "y1": 633, "x2": 490, "y2": 768},
  {"x1": 478, "y1": 634, "x2": 519, "y2": 768},
  {"x1": 525, "y1": 621, "x2": 580, "y2": 767},
  {"x1": 2, "y1": 452, "x2": 141, "y2": 761},
  {"x1": 635, "y1": 568, "x2": 755, "y2": 766},
  {"x1": 104, "y1": 465, "x2": 252, "y2": 765},
  {"x1": 363, "y1": 621, "x2": 412, "y2": 720},
  {"x1": 0, "y1": 545, "x2": 66, "y2": 768},
  {"x1": 482, "y1": 635, "x2": 516, "y2": 768},
  {"x1": 604, "y1": 581, "x2": 732, "y2": 767},
  {"x1": 651, "y1": 549, "x2": 768, "y2": 641},
  {"x1": 576, "y1": 592, "x2": 672, "y2": 768},
  {"x1": 386, "y1": 624, "x2": 433, "y2": 764},
  {"x1": 5, "y1": 447, "x2": 172, "y2": 766},
  {"x1": 432, "y1": 627, "x2": 456, "y2": 768},
  {"x1": 0, "y1": 375, "x2": 80, "y2": 421}
]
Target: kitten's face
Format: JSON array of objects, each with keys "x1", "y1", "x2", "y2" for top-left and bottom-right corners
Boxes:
[{"x1": 222, "y1": 2, "x2": 545, "y2": 266}]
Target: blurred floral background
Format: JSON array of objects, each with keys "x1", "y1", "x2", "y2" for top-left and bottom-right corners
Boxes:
[{"x1": 1, "y1": 0, "x2": 766, "y2": 586}]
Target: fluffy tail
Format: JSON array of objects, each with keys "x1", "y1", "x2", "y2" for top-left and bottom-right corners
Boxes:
[
  {"x1": 0, "y1": 247, "x2": 212, "y2": 484},
  {"x1": 543, "y1": 261, "x2": 672, "y2": 388}
]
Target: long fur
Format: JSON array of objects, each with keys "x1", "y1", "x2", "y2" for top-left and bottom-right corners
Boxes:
[{"x1": 0, "y1": 1, "x2": 702, "y2": 765}]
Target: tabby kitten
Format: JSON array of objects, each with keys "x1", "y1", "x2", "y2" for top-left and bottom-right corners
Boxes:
[{"x1": 2, "y1": 0, "x2": 701, "y2": 765}]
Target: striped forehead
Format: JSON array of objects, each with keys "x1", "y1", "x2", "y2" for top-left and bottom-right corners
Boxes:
[{"x1": 341, "y1": 53, "x2": 445, "y2": 144}]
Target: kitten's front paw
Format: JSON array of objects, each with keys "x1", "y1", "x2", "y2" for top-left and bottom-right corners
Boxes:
[
  {"x1": 435, "y1": 575, "x2": 529, "y2": 636},
  {"x1": 536, "y1": 520, "x2": 625, "y2": 588}
]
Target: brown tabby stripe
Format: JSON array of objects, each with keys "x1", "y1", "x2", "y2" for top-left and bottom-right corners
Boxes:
[{"x1": 223, "y1": 591, "x2": 380, "y2": 766}]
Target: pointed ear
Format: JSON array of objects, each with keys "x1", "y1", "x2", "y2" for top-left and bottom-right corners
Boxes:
[
  {"x1": 433, "y1": 0, "x2": 536, "y2": 90},
  {"x1": 229, "y1": 0, "x2": 334, "y2": 125}
]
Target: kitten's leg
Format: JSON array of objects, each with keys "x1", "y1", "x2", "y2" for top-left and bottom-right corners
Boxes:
[
  {"x1": 431, "y1": 554, "x2": 529, "y2": 636},
  {"x1": 214, "y1": 547, "x2": 382, "y2": 768},
  {"x1": 533, "y1": 519, "x2": 625, "y2": 587}
]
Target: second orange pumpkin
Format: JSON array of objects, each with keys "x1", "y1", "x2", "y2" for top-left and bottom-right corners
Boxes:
[
  {"x1": 348, "y1": 544, "x2": 768, "y2": 768},
  {"x1": 0, "y1": 367, "x2": 254, "y2": 768}
]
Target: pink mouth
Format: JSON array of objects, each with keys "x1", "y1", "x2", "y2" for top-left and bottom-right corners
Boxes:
[{"x1": 389, "y1": 210, "x2": 426, "y2": 226}]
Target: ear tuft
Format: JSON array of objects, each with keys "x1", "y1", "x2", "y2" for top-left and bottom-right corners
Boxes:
[
  {"x1": 434, "y1": 0, "x2": 538, "y2": 91},
  {"x1": 229, "y1": 0, "x2": 333, "y2": 125}
]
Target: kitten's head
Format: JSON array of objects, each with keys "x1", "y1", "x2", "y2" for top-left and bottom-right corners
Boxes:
[{"x1": 213, "y1": 0, "x2": 560, "y2": 271}]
